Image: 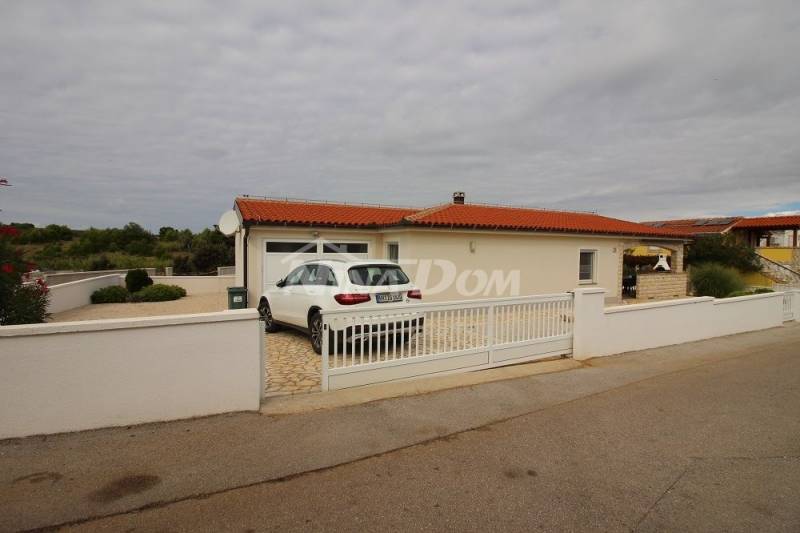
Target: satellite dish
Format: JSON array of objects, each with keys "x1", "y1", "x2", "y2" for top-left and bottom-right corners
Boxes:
[{"x1": 218, "y1": 210, "x2": 240, "y2": 236}]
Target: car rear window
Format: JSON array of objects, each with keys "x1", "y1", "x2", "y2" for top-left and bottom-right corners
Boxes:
[{"x1": 348, "y1": 265, "x2": 410, "y2": 286}]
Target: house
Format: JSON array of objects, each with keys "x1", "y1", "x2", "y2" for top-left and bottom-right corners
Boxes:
[
  {"x1": 227, "y1": 193, "x2": 690, "y2": 305},
  {"x1": 643, "y1": 215, "x2": 800, "y2": 286}
]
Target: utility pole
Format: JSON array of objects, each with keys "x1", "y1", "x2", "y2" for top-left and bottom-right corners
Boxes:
[{"x1": 0, "y1": 177, "x2": 10, "y2": 212}]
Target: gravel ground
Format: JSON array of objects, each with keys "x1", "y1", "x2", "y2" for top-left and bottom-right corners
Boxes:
[{"x1": 49, "y1": 293, "x2": 228, "y2": 322}]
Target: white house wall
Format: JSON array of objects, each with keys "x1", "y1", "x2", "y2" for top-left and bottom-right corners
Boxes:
[
  {"x1": 242, "y1": 226, "x2": 642, "y2": 304},
  {"x1": 387, "y1": 229, "x2": 625, "y2": 302}
]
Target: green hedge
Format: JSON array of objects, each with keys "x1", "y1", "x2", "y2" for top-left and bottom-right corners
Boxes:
[
  {"x1": 91, "y1": 285, "x2": 129, "y2": 304},
  {"x1": 129, "y1": 284, "x2": 186, "y2": 302}
]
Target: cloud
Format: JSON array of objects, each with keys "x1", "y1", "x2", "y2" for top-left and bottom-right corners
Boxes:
[{"x1": 0, "y1": 0, "x2": 798, "y2": 229}]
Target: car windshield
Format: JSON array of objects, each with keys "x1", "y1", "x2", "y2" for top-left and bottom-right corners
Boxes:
[{"x1": 348, "y1": 265, "x2": 410, "y2": 286}]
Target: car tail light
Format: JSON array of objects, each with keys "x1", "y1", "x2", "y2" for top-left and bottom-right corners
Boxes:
[
  {"x1": 334, "y1": 293, "x2": 371, "y2": 305},
  {"x1": 407, "y1": 289, "x2": 422, "y2": 299}
]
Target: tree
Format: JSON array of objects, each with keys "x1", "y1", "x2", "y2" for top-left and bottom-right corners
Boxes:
[
  {"x1": 685, "y1": 234, "x2": 761, "y2": 272},
  {"x1": 158, "y1": 226, "x2": 180, "y2": 241}
]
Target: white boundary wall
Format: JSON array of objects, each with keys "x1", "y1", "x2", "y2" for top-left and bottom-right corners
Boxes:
[
  {"x1": 573, "y1": 288, "x2": 788, "y2": 360},
  {"x1": 47, "y1": 275, "x2": 234, "y2": 315},
  {"x1": 47, "y1": 274, "x2": 123, "y2": 314},
  {"x1": 0, "y1": 309, "x2": 263, "y2": 439},
  {"x1": 150, "y1": 275, "x2": 234, "y2": 295}
]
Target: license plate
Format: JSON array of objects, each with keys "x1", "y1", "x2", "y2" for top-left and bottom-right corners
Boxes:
[{"x1": 376, "y1": 292, "x2": 403, "y2": 303}]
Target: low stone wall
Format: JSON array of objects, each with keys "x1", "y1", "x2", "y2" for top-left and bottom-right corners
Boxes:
[
  {"x1": 45, "y1": 268, "x2": 156, "y2": 286},
  {"x1": 636, "y1": 272, "x2": 688, "y2": 300},
  {"x1": 47, "y1": 274, "x2": 124, "y2": 314}
]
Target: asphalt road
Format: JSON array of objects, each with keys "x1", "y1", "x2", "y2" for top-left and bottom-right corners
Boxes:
[{"x1": 3, "y1": 324, "x2": 799, "y2": 532}]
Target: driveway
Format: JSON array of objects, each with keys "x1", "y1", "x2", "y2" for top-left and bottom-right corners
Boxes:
[
  {"x1": 4, "y1": 324, "x2": 799, "y2": 532},
  {"x1": 264, "y1": 329, "x2": 320, "y2": 395}
]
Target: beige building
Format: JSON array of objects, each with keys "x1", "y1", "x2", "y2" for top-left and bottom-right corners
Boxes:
[{"x1": 230, "y1": 194, "x2": 688, "y2": 305}]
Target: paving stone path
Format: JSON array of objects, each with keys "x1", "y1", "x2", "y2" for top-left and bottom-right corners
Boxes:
[{"x1": 264, "y1": 329, "x2": 321, "y2": 395}]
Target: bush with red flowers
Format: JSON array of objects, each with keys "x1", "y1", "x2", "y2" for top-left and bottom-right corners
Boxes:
[{"x1": 1, "y1": 225, "x2": 49, "y2": 325}]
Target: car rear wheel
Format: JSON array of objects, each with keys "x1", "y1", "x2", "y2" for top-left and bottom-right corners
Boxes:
[
  {"x1": 258, "y1": 300, "x2": 281, "y2": 333},
  {"x1": 309, "y1": 311, "x2": 323, "y2": 354}
]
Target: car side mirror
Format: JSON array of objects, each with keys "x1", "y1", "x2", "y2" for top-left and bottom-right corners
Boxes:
[{"x1": 276, "y1": 278, "x2": 286, "y2": 288}]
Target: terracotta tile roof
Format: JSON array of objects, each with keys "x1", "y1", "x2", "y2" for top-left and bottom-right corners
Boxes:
[
  {"x1": 641, "y1": 217, "x2": 742, "y2": 235},
  {"x1": 236, "y1": 197, "x2": 416, "y2": 227},
  {"x1": 407, "y1": 203, "x2": 689, "y2": 238},
  {"x1": 735, "y1": 215, "x2": 800, "y2": 229},
  {"x1": 236, "y1": 197, "x2": 689, "y2": 238}
]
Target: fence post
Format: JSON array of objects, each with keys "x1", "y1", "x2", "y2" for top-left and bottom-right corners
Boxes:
[
  {"x1": 321, "y1": 317, "x2": 330, "y2": 391},
  {"x1": 487, "y1": 303, "x2": 495, "y2": 362},
  {"x1": 571, "y1": 288, "x2": 607, "y2": 361}
]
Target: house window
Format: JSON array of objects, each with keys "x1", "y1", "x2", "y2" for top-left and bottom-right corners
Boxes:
[
  {"x1": 387, "y1": 242, "x2": 399, "y2": 263},
  {"x1": 579, "y1": 250, "x2": 596, "y2": 283},
  {"x1": 266, "y1": 241, "x2": 316, "y2": 253},
  {"x1": 323, "y1": 242, "x2": 369, "y2": 254}
]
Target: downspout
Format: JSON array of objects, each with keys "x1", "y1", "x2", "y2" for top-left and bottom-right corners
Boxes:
[{"x1": 242, "y1": 223, "x2": 250, "y2": 299}]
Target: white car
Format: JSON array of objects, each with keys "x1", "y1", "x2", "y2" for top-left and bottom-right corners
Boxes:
[{"x1": 258, "y1": 260, "x2": 423, "y2": 353}]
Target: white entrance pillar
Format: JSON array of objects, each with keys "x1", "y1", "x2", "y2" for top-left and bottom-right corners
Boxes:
[{"x1": 571, "y1": 287, "x2": 607, "y2": 361}]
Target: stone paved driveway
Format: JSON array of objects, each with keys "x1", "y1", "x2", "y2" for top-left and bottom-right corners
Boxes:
[{"x1": 264, "y1": 329, "x2": 321, "y2": 396}]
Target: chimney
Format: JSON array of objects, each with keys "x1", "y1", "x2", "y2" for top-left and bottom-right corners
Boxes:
[{"x1": 453, "y1": 191, "x2": 465, "y2": 205}]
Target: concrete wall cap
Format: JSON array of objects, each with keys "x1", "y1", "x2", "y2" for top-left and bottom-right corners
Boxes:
[
  {"x1": 46, "y1": 273, "x2": 123, "y2": 289},
  {"x1": 151, "y1": 275, "x2": 235, "y2": 280},
  {"x1": 713, "y1": 292, "x2": 784, "y2": 305},
  {"x1": 0, "y1": 309, "x2": 259, "y2": 337},
  {"x1": 605, "y1": 296, "x2": 713, "y2": 314},
  {"x1": 571, "y1": 287, "x2": 607, "y2": 295}
]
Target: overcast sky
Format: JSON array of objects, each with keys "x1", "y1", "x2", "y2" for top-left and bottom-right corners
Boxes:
[{"x1": 1, "y1": 1, "x2": 799, "y2": 230}]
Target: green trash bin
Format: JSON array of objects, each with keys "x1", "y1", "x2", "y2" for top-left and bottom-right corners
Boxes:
[{"x1": 227, "y1": 286, "x2": 248, "y2": 309}]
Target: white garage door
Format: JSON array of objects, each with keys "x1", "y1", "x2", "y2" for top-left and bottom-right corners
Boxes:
[{"x1": 263, "y1": 240, "x2": 369, "y2": 289}]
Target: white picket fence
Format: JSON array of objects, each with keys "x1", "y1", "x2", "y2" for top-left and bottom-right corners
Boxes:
[{"x1": 321, "y1": 293, "x2": 574, "y2": 390}]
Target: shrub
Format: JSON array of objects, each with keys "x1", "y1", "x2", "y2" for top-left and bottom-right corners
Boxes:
[
  {"x1": 125, "y1": 268, "x2": 153, "y2": 293},
  {"x1": 726, "y1": 290, "x2": 752, "y2": 298},
  {"x1": 3, "y1": 281, "x2": 49, "y2": 324},
  {"x1": 91, "y1": 285, "x2": 129, "y2": 304},
  {"x1": 690, "y1": 263, "x2": 745, "y2": 298},
  {"x1": 724, "y1": 287, "x2": 774, "y2": 298},
  {"x1": 1, "y1": 226, "x2": 50, "y2": 325},
  {"x1": 686, "y1": 235, "x2": 760, "y2": 272},
  {"x1": 129, "y1": 284, "x2": 186, "y2": 302},
  {"x1": 173, "y1": 255, "x2": 193, "y2": 274}
]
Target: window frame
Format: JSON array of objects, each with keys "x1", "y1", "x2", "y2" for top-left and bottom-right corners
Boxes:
[
  {"x1": 265, "y1": 241, "x2": 317, "y2": 254},
  {"x1": 347, "y1": 264, "x2": 410, "y2": 286},
  {"x1": 322, "y1": 242, "x2": 369, "y2": 254},
  {"x1": 386, "y1": 242, "x2": 399, "y2": 263},
  {"x1": 283, "y1": 265, "x2": 309, "y2": 286},
  {"x1": 310, "y1": 264, "x2": 338, "y2": 286},
  {"x1": 578, "y1": 249, "x2": 597, "y2": 284}
]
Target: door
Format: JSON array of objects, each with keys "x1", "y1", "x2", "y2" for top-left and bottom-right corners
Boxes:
[{"x1": 263, "y1": 240, "x2": 369, "y2": 291}]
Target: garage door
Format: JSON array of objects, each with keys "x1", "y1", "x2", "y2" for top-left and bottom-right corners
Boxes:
[{"x1": 263, "y1": 241, "x2": 369, "y2": 288}]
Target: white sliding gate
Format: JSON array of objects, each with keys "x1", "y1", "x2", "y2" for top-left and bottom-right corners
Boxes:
[
  {"x1": 784, "y1": 291, "x2": 796, "y2": 321},
  {"x1": 321, "y1": 293, "x2": 574, "y2": 390}
]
